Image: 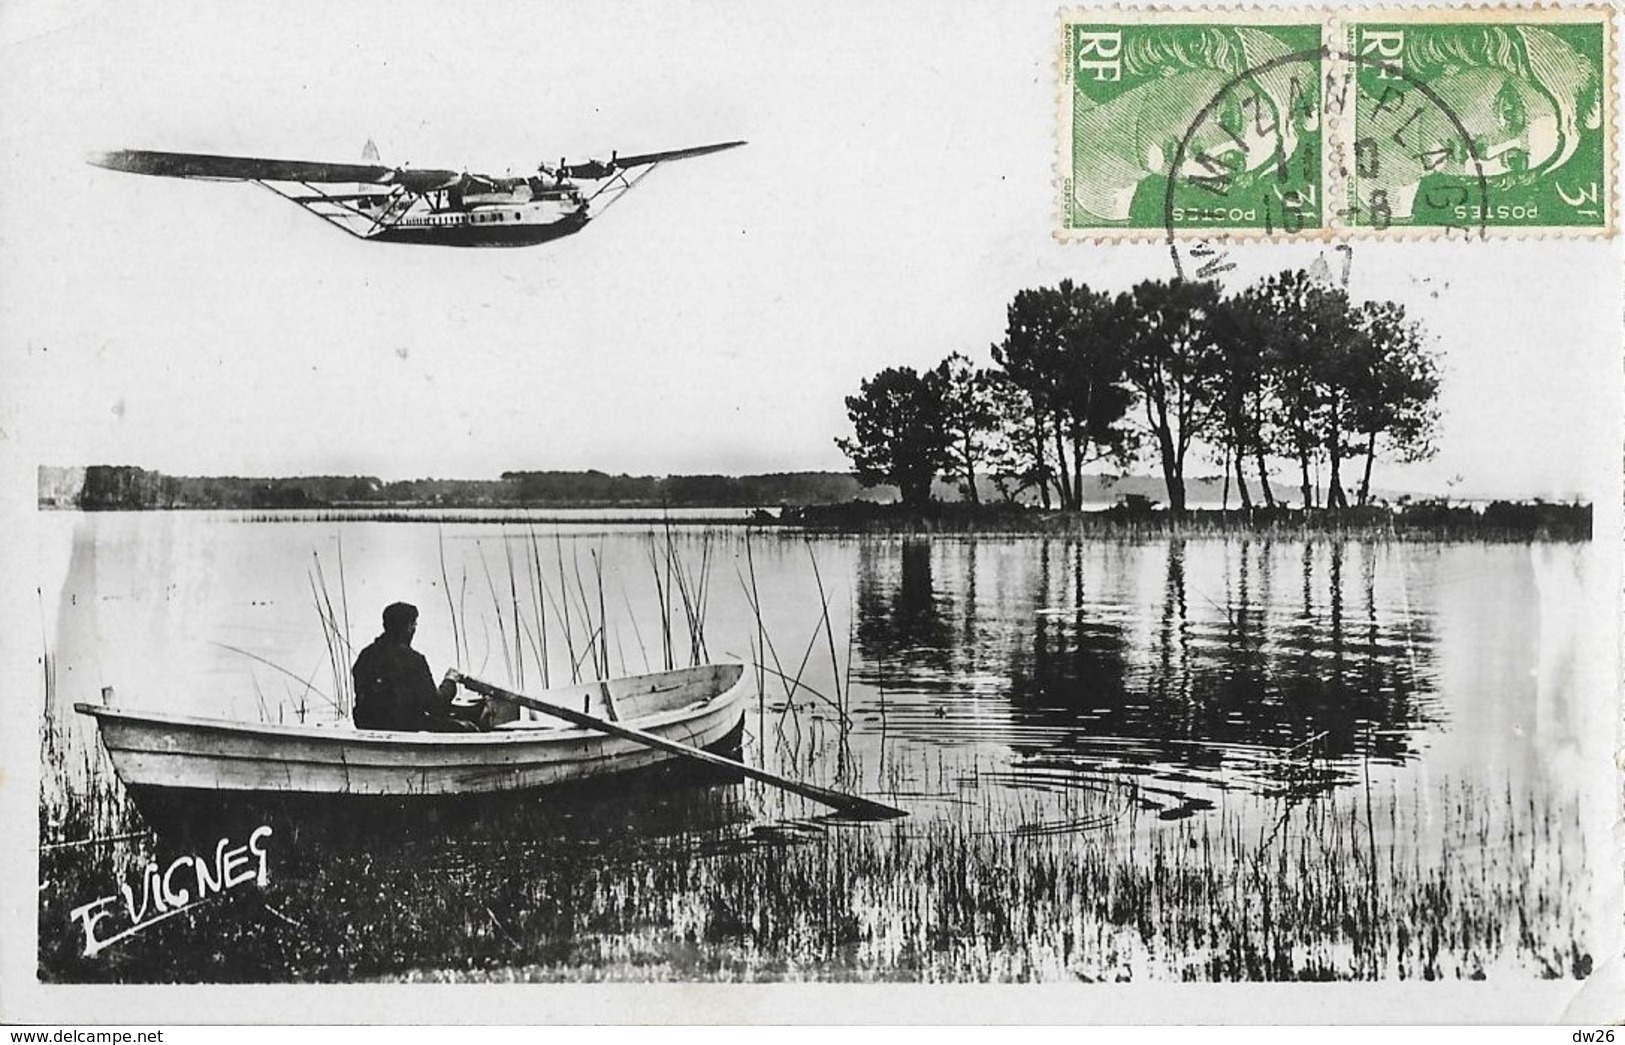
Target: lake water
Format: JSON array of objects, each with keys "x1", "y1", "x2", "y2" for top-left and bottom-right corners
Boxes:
[{"x1": 34, "y1": 512, "x2": 1610, "y2": 982}]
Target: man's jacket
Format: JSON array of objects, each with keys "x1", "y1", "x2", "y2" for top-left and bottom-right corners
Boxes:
[{"x1": 351, "y1": 633, "x2": 449, "y2": 731}]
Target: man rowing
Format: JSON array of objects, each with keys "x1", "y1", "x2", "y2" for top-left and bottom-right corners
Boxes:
[{"x1": 352, "y1": 602, "x2": 491, "y2": 732}]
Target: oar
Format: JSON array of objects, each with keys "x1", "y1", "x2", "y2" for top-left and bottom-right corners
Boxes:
[{"x1": 452, "y1": 671, "x2": 907, "y2": 821}]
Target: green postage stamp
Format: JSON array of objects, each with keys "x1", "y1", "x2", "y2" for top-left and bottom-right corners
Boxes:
[
  {"x1": 1057, "y1": 7, "x2": 1615, "y2": 237},
  {"x1": 1343, "y1": 9, "x2": 1612, "y2": 232},
  {"x1": 1059, "y1": 11, "x2": 1326, "y2": 236}
]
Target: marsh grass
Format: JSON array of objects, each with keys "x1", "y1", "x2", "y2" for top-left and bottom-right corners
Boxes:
[
  {"x1": 735, "y1": 536, "x2": 856, "y2": 763},
  {"x1": 37, "y1": 651, "x2": 142, "y2": 849},
  {"x1": 238, "y1": 510, "x2": 760, "y2": 526},
  {"x1": 37, "y1": 754, "x2": 1587, "y2": 983},
  {"x1": 37, "y1": 647, "x2": 156, "y2": 978},
  {"x1": 298, "y1": 525, "x2": 717, "y2": 717},
  {"x1": 407, "y1": 773, "x2": 1588, "y2": 984},
  {"x1": 785, "y1": 503, "x2": 1593, "y2": 543}
]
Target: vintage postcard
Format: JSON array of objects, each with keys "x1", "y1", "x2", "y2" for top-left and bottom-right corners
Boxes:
[{"x1": 1, "y1": 0, "x2": 1621, "y2": 1027}]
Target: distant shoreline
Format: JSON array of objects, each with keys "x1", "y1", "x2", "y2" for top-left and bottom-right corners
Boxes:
[
  {"x1": 35, "y1": 500, "x2": 1594, "y2": 541},
  {"x1": 37, "y1": 464, "x2": 1581, "y2": 514}
]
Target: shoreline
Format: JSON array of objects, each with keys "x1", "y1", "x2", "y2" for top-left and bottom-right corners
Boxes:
[
  {"x1": 34, "y1": 501, "x2": 1594, "y2": 541},
  {"x1": 780, "y1": 501, "x2": 1593, "y2": 541}
]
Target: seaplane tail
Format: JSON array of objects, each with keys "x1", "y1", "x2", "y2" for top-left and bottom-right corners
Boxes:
[{"x1": 356, "y1": 138, "x2": 384, "y2": 214}]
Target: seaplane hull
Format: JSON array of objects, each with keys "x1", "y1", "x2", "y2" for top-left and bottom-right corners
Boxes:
[{"x1": 372, "y1": 210, "x2": 590, "y2": 247}]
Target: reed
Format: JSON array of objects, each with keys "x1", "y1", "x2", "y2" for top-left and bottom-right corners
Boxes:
[
  {"x1": 37, "y1": 761, "x2": 1587, "y2": 983},
  {"x1": 236, "y1": 509, "x2": 762, "y2": 526},
  {"x1": 656, "y1": 520, "x2": 712, "y2": 668},
  {"x1": 437, "y1": 527, "x2": 463, "y2": 668},
  {"x1": 733, "y1": 544, "x2": 853, "y2": 754},
  {"x1": 526, "y1": 526, "x2": 550, "y2": 688},
  {"x1": 476, "y1": 541, "x2": 516, "y2": 684},
  {"x1": 553, "y1": 530, "x2": 579, "y2": 681},
  {"x1": 210, "y1": 641, "x2": 336, "y2": 723},
  {"x1": 422, "y1": 524, "x2": 719, "y2": 697},
  {"x1": 37, "y1": 651, "x2": 143, "y2": 850},
  {"x1": 783, "y1": 503, "x2": 1593, "y2": 543},
  {"x1": 308, "y1": 547, "x2": 355, "y2": 717}
]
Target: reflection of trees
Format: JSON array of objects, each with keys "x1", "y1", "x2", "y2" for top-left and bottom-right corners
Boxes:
[
  {"x1": 1013, "y1": 540, "x2": 1130, "y2": 714},
  {"x1": 1241, "y1": 540, "x2": 1437, "y2": 764},
  {"x1": 854, "y1": 538, "x2": 955, "y2": 677},
  {"x1": 850, "y1": 535, "x2": 1440, "y2": 794},
  {"x1": 1007, "y1": 538, "x2": 1438, "y2": 783}
]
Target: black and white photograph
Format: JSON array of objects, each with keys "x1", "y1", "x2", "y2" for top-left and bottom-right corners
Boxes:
[{"x1": 1, "y1": 0, "x2": 1621, "y2": 1026}]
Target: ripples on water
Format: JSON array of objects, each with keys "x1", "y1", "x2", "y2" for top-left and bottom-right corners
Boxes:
[{"x1": 849, "y1": 537, "x2": 1450, "y2": 819}]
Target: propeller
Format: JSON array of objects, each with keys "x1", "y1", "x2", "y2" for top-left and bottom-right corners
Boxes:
[
  {"x1": 558, "y1": 151, "x2": 619, "y2": 180},
  {"x1": 389, "y1": 166, "x2": 464, "y2": 193}
]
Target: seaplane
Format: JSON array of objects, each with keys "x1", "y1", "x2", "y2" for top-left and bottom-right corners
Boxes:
[{"x1": 88, "y1": 139, "x2": 745, "y2": 247}]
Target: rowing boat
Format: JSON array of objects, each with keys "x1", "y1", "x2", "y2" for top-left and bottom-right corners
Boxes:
[{"x1": 74, "y1": 663, "x2": 747, "y2": 833}]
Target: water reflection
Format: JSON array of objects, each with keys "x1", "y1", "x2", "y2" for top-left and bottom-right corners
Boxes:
[
  {"x1": 858, "y1": 537, "x2": 1441, "y2": 803},
  {"x1": 854, "y1": 538, "x2": 955, "y2": 678}
]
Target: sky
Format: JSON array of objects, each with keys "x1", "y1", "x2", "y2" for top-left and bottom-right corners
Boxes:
[{"x1": 1, "y1": 0, "x2": 1620, "y2": 500}]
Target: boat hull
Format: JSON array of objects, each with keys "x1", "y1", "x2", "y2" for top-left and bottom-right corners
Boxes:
[
  {"x1": 76, "y1": 664, "x2": 747, "y2": 803},
  {"x1": 371, "y1": 211, "x2": 589, "y2": 247},
  {"x1": 123, "y1": 718, "x2": 747, "y2": 843}
]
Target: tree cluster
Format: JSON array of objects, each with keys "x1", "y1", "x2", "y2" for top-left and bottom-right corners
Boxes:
[{"x1": 837, "y1": 270, "x2": 1441, "y2": 514}]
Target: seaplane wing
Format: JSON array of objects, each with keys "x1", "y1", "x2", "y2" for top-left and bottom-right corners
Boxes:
[
  {"x1": 550, "y1": 140, "x2": 747, "y2": 217},
  {"x1": 556, "y1": 140, "x2": 747, "y2": 180},
  {"x1": 88, "y1": 139, "x2": 746, "y2": 248},
  {"x1": 92, "y1": 148, "x2": 392, "y2": 184},
  {"x1": 617, "y1": 141, "x2": 748, "y2": 167},
  {"x1": 88, "y1": 149, "x2": 461, "y2": 191}
]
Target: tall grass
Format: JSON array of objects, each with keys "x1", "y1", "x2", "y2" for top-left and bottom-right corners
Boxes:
[
  {"x1": 38, "y1": 761, "x2": 1588, "y2": 983},
  {"x1": 428, "y1": 524, "x2": 716, "y2": 693},
  {"x1": 308, "y1": 544, "x2": 354, "y2": 718},
  {"x1": 457, "y1": 773, "x2": 1586, "y2": 983},
  {"x1": 236, "y1": 510, "x2": 761, "y2": 526},
  {"x1": 37, "y1": 651, "x2": 142, "y2": 848},
  {"x1": 784, "y1": 502, "x2": 1593, "y2": 542},
  {"x1": 232, "y1": 525, "x2": 724, "y2": 724}
]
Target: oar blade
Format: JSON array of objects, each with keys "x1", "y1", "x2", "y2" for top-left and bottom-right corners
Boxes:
[
  {"x1": 827, "y1": 795, "x2": 911, "y2": 821},
  {"x1": 791, "y1": 779, "x2": 908, "y2": 821}
]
